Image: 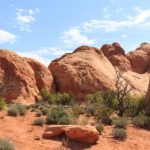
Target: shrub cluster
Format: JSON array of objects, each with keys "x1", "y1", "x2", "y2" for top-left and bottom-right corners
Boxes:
[
  {"x1": 0, "y1": 97, "x2": 6, "y2": 111},
  {"x1": 40, "y1": 90, "x2": 75, "y2": 106},
  {"x1": 46, "y1": 107, "x2": 70, "y2": 125},
  {"x1": 113, "y1": 118, "x2": 128, "y2": 129},
  {"x1": 8, "y1": 103, "x2": 27, "y2": 116},
  {"x1": 133, "y1": 114, "x2": 150, "y2": 130},
  {"x1": 112, "y1": 128, "x2": 127, "y2": 140},
  {"x1": 95, "y1": 123, "x2": 104, "y2": 134},
  {"x1": 33, "y1": 117, "x2": 45, "y2": 126},
  {"x1": 0, "y1": 139, "x2": 15, "y2": 150}
]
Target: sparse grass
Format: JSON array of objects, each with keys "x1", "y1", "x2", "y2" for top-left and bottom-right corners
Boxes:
[{"x1": 0, "y1": 139, "x2": 15, "y2": 150}]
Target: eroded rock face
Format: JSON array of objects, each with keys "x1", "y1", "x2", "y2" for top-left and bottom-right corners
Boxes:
[
  {"x1": 25, "y1": 58, "x2": 56, "y2": 93},
  {"x1": 0, "y1": 50, "x2": 55, "y2": 103},
  {"x1": 127, "y1": 43, "x2": 150, "y2": 74},
  {"x1": 0, "y1": 50, "x2": 38, "y2": 103},
  {"x1": 43, "y1": 125, "x2": 99, "y2": 144},
  {"x1": 101, "y1": 43, "x2": 131, "y2": 71},
  {"x1": 49, "y1": 46, "x2": 116, "y2": 100}
]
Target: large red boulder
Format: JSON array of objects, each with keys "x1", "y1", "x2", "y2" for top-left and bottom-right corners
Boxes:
[
  {"x1": 0, "y1": 50, "x2": 38, "y2": 103},
  {"x1": 43, "y1": 125, "x2": 99, "y2": 144},
  {"x1": 101, "y1": 43, "x2": 131, "y2": 71},
  {"x1": 0, "y1": 49, "x2": 55, "y2": 103},
  {"x1": 49, "y1": 46, "x2": 116, "y2": 100},
  {"x1": 127, "y1": 43, "x2": 150, "y2": 74},
  {"x1": 25, "y1": 58, "x2": 56, "y2": 93}
]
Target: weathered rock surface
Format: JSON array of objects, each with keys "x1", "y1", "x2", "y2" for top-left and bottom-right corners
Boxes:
[
  {"x1": 49, "y1": 46, "x2": 116, "y2": 100},
  {"x1": 0, "y1": 50, "x2": 38, "y2": 103},
  {"x1": 127, "y1": 43, "x2": 150, "y2": 74},
  {"x1": 101, "y1": 43, "x2": 132, "y2": 71},
  {"x1": 0, "y1": 50, "x2": 55, "y2": 103},
  {"x1": 25, "y1": 58, "x2": 56, "y2": 93},
  {"x1": 43, "y1": 125, "x2": 99, "y2": 144}
]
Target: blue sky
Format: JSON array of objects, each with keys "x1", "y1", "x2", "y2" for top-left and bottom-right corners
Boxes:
[{"x1": 0, "y1": 0, "x2": 150, "y2": 65}]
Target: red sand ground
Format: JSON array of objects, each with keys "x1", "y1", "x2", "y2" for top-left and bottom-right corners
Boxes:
[{"x1": 0, "y1": 111, "x2": 150, "y2": 150}]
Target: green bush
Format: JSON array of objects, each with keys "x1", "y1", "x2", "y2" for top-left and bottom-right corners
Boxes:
[
  {"x1": 72, "y1": 106, "x2": 85, "y2": 117},
  {"x1": 95, "y1": 107, "x2": 113, "y2": 125},
  {"x1": 112, "y1": 128, "x2": 127, "y2": 140},
  {"x1": 8, "y1": 103, "x2": 27, "y2": 116},
  {"x1": 8, "y1": 105, "x2": 19, "y2": 116},
  {"x1": 35, "y1": 111, "x2": 42, "y2": 117},
  {"x1": 17, "y1": 103, "x2": 27, "y2": 115},
  {"x1": 39, "y1": 90, "x2": 75, "y2": 106},
  {"x1": 124, "y1": 95, "x2": 146, "y2": 117},
  {"x1": 57, "y1": 116, "x2": 70, "y2": 125},
  {"x1": 0, "y1": 139, "x2": 15, "y2": 150},
  {"x1": 113, "y1": 118, "x2": 128, "y2": 129},
  {"x1": 133, "y1": 114, "x2": 150, "y2": 130},
  {"x1": 95, "y1": 123, "x2": 104, "y2": 134},
  {"x1": 41, "y1": 107, "x2": 49, "y2": 115},
  {"x1": 33, "y1": 117, "x2": 45, "y2": 126},
  {"x1": 46, "y1": 107, "x2": 70, "y2": 125},
  {"x1": 0, "y1": 97, "x2": 6, "y2": 111}
]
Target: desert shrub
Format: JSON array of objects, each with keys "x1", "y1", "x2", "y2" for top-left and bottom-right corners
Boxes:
[
  {"x1": 41, "y1": 107, "x2": 49, "y2": 115},
  {"x1": 95, "y1": 107, "x2": 113, "y2": 125},
  {"x1": 85, "y1": 105, "x2": 97, "y2": 117},
  {"x1": 31, "y1": 108, "x2": 37, "y2": 112},
  {"x1": 46, "y1": 107, "x2": 70, "y2": 125},
  {"x1": 39, "y1": 89, "x2": 52, "y2": 102},
  {"x1": 133, "y1": 114, "x2": 150, "y2": 130},
  {"x1": 55, "y1": 93, "x2": 75, "y2": 106},
  {"x1": 8, "y1": 103, "x2": 27, "y2": 116},
  {"x1": 8, "y1": 105, "x2": 19, "y2": 116},
  {"x1": 35, "y1": 111, "x2": 42, "y2": 117},
  {"x1": 0, "y1": 97, "x2": 6, "y2": 111},
  {"x1": 95, "y1": 123, "x2": 104, "y2": 134},
  {"x1": 33, "y1": 117, "x2": 45, "y2": 126},
  {"x1": 40, "y1": 90, "x2": 75, "y2": 106},
  {"x1": 112, "y1": 128, "x2": 127, "y2": 140},
  {"x1": 17, "y1": 103, "x2": 27, "y2": 115},
  {"x1": 124, "y1": 95, "x2": 146, "y2": 117},
  {"x1": 25, "y1": 105, "x2": 31, "y2": 110},
  {"x1": 0, "y1": 139, "x2": 15, "y2": 150},
  {"x1": 113, "y1": 117, "x2": 128, "y2": 129},
  {"x1": 57, "y1": 116, "x2": 70, "y2": 125},
  {"x1": 72, "y1": 106, "x2": 85, "y2": 117}
]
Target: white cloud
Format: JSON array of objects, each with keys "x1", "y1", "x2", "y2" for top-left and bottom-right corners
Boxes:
[
  {"x1": 16, "y1": 8, "x2": 39, "y2": 32},
  {"x1": 83, "y1": 9, "x2": 150, "y2": 32},
  {"x1": 0, "y1": 29, "x2": 17, "y2": 44},
  {"x1": 103, "y1": 7, "x2": 111, "y2": 19},
  {"x1": 121, "y1": 34, "x2": 127, "y2": 38},
  {"x1": 19, "y1": 52, "x2": 50, "y2": 66},
  {"x1": 19, "y1": 47, "x2": 70, "y2": 66},
  {"x1": 61, "y1": 28, "x2": 95, "y2": 47}
]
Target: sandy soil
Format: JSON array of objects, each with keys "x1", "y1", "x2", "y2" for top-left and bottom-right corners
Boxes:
[{"x1": 0, "y1": 111, "x2": 150, "y2": 150}]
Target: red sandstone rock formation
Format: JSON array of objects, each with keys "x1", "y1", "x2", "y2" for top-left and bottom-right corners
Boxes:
[
  {"x1": 49, "y1": 46, "x2": 116, "y2": 100},
  {"x1": 43, "y1": 125, "x2": 99, "y2": 144},
  {"x1": 0, "y1": 49, "x2": 55, "y2": 103}
]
